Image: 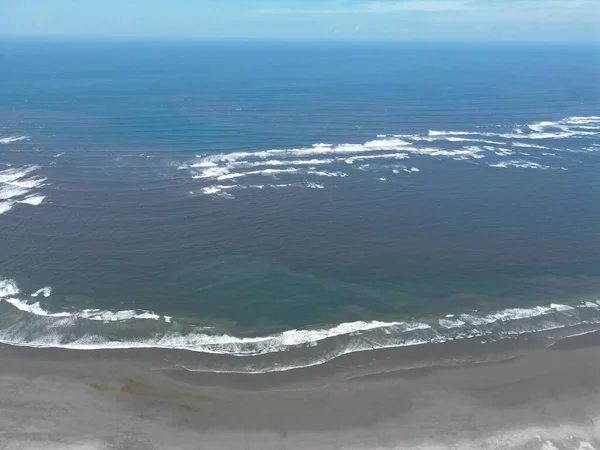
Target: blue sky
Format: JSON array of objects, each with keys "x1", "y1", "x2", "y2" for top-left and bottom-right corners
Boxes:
[{"x1": 0, "y1": 0, "x2": 598, "y2": 41}]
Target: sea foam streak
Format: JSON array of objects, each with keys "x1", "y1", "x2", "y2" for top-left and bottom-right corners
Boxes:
[
  {"x1": 2, "y1": 276, "x2": 600, "y2": 372},
  {"x1": 0, "y1": 165, "x2": 47, "y2": 214},
  {"x1": 489, "y1": 160, "x2": 553, "y2": 170},
  {"x1": 0, "y1": 136, "x2": 29, "y2": 144},
  {"x1": 0, "y1": 277, "x2": 171, "y2": 322},
  {"x1": 179, "y1": 115, "x2": 599, "y2": 198}
]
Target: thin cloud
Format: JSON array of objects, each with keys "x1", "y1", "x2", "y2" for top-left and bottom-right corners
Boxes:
[
  {"x1": 260, "y1": 1, "x2": 470, "y2": 14},
  {"x1": 259, "y1": 0, "x2": 595, "y2": 15}
]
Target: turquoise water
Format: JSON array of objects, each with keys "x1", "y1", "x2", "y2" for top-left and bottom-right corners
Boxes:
[{"x1": 0, "y1": 40, "x2": 599, "y2": 371}]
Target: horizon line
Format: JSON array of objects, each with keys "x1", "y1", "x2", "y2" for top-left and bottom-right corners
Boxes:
[{"x1": 1, "y1": 35, "x2": 599, "y2": 45}]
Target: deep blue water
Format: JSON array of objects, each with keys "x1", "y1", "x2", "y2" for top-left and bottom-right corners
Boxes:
[{"x1": 0, "y1": 40, "x2": 599, "y2": 371}]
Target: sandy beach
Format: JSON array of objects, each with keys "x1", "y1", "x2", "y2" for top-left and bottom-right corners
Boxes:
[{"x1": 1, "y1": 331, "x2": 600, "y2": 450}]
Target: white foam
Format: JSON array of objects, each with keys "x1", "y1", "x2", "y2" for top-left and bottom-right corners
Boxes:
[
  {"x1": 514, "y1": 131, "x2": 585, "y2": 140},
  {"x1": 201, "y1": 185, "x2": 237, "y2": 198},
  {"x1": 146, "y1": 320, "x2": 430, "y2": 355},
  {"x1": 0, "y1": 136, "x2": 29, "y2": 144},
  {"x1": 512, "y1": 142, "x2": 549, "y2": 149},
  {"x1": 179, "y1": 114, "x2": 598, "y2": 197},
  {"x1": 305, "y1": 170, "x2": 347, "y2": 177},
  {"x1": 460, "y1": 303, "x2": 574, "y2": 326},
  {"x1": 438, "y1": 318, "x2": 466, "y2": 328},
  {"x1": 344, "y1": 152, "x2": 409, "y2": 164},
  {"x1": 0, "y1": 166, "x2": 39, "y2": 183},
  {"x1": 202, "y1": 186, "x2": 222, "y2": 195},
  {"x1": 0, "y1": 185, "x2": 29, "y2": 200},
  {"x1": 0, "y1": 278, "x2": 20, "y2": 298},
  {"x1": 489, "y1": 160, "x2": 551, "y2": 170},
  {"x1": 428, "y1": 117, "x2": 598, "y2": 141},
  {"x1": 215, "y1": 168, "x2": 301, "y2": 181},
  {"x1": 31, "y1": 287, "x2": 52, "y2": 298},
  {"x1": 0, "y1": 201, "x2": 14, "y2": 215},
  {"x1": 4, "y1": 297, "x2": 169, "y2": 322},
  {"x1": 0, "y1": 298, "x2": 589, "y2": 369},
  {"x1": 528, "y1": 121, "x2": 558, "y2": 132},
  {"x1": 409, "y1": 146, "x2": 486, "y2": 159},
  {"x1": 191, "y1": 166, "x2": 231, "y2": 179},
  {"x1": 200, "y1": 183, "x2": 320, "y2": 197},
  {"x1": 428, "y1": 130, "x2": 482, "y2": 137},
  {"x1": 4, "y1": 297, "x2": 71, "y2": 317},
  {"x1": 190, "y1": 139, "x2": 412, "y2": 168},
  {"x1": 566, "y1": 116, "x2": 600, "y2": 123},
  {"x1": 2, "y1": 278, "x2": 600, "y2": 372},
  {"x1": 231, "y1": 158, "x2": 335, "y2": 168},
  {"x1": 413, "y1": 134, "x2": 506, "y2": 145},
  {"x1": 76, "y1": 309, "x2": 163, "y2": 322},
  {"x1": 0, "y1": 165, "x2": 46, "y2": 213},
  {"x1": 188, "y1": 161, "x2": 218, "y2": 168},
  {"x1": 4, "y1": 296, "x2": 169, "y2": 322},
  {"x1": 0, "y1": 278, "x2": 172, "y2": 323},
  {"x1": 7, "y1": 176, "x2": 46, "y2": 189},
  {"x1": 17, "y1": 195, "x2": 45, "y2": 206},
  {"x1": 494, "y1": 148, "x2": 514, "y2": 156},
  {"x1": 444, "y1": 137, "x2": 506, "y2": 145}
]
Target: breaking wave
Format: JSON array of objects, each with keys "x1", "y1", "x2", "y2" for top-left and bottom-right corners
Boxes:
[
  {"x1": 0, "y1": 136, "x2": 29, "y2": 145},
  {"x1": 179, "y1": 116, "x2": 600, "y2": 198},
  {"x1": 0, "y1": 165, "x2": 47, "y2": 215},
  {"x1": 2, "y1": 276, "x2": 600, "y2": 372}
]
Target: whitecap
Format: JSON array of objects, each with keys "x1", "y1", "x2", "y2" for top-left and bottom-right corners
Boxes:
[
  {"x1": 511, "y1": 142, "x2": 549, "y2": 149},
  {"x1": 489, "y1": 160, "x2": 552, "y2": 170},
  {"x1": 0, "y1": 278, "x2": 20, "y2": 298},
  {"x1": 3, "y1": 297, "x2": 71, "y2": 317},
  {"x1": 2, "y1": 278, "x2": 172, "y2": 323},
  {"x1": 0, "y1": 166, "x2": 46, "y2": 212},
  {"x1": 305, "y1": 170, "x2": 347, "y2": 177},
  {"x1": 0, "y1": 201, "x2": 14, "y2": 215},
  {"x1": 16, "y1": 195, "x2": 45, "y2": 206},
  {"x1": 0, "y1": 136, "x2": 29, "y2": 144},
  {"x1": 344, "y1": 152, "x2": 409, "y2": 164},
  {"x1": 0, "y1": 185, "x2": 30, "y2": 200},
  {"x1": 31, "y1": 287, "x2": 52, "y2": 298},
  {"x1": 179, "y1": 115, "x2": 599, "y2": 198},
  {"x1": 428, "y1": 130, "x2": 483, "y2": 137}
]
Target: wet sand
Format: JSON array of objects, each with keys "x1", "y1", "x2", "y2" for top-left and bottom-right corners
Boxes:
[{"x1": 2, "y1": 332, "x2": 600, "y2": 449}]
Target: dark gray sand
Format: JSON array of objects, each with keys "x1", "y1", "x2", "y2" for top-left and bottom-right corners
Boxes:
[{"x1": 2, "y1": 331, "x2": 600, "y2": 449}]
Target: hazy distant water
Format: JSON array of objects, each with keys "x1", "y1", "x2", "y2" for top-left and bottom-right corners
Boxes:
[{"x1": 0, "y1": 40, "x2": 599, "y2": 371}]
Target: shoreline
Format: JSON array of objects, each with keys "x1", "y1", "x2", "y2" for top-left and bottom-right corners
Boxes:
[
  {"x1": 5, "y1": 277, "x2": 600, "y2": 375},
  {"x1": 3, "y1": 330, "x2": 600, "y2": 448}
]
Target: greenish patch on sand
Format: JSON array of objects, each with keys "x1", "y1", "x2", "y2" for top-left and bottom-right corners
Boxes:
[
  {"x1": 89, "y1": 381, "x2": 111, "y2": 392},
  {"x1": 89, "y1": 379, "x2": 213, "y2": 405}
]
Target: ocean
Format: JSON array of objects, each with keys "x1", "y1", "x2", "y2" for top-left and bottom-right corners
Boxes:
[{"x1": 0, "y1": 39, "x2": 599, "y2": 372}]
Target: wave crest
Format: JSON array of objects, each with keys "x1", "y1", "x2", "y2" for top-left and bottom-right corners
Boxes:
[
  {"x1": 2, "y1": 277, "x2": 600, "y2": 372},
  {"x1": 180, "y1": 115, "x2": 599, "y2": 198}
]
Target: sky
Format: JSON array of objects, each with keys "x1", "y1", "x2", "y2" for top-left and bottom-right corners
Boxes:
[{"x1": 0, "y1": 0, "x2": 598, "y2": 42}]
